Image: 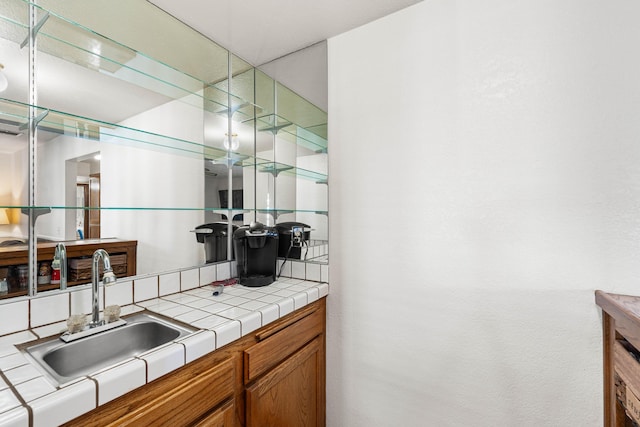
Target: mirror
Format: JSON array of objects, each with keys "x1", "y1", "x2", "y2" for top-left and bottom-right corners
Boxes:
[{"x1": 0, "y1": 0, "x2": 327, "y2": 299}]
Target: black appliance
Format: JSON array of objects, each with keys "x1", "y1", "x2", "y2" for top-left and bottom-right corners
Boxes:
[
  {"x1": 233, "y1": 222, "x2": 279, "y2": 287},
  {"x1": 275, "y1": 222, "x2": 311, "y2": 260},
  {"x1": 193, "y1": 222, "x2": 237, "y2": 263}
]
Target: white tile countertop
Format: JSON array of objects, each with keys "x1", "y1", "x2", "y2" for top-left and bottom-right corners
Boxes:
[{"x1": 0, "y1": 278, "x2": 329, "y2": 427}]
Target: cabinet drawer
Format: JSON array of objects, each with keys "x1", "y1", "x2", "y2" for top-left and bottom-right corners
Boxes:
[
  {"x1": 244, "y1": 307, "x2": 323, "y2": 383},
  {"x1": 103, "y1": 358, "x2": 234, "y2": 427}
]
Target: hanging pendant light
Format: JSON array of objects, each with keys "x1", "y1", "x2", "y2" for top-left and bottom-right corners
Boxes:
[{"x1": 223, "y1": 133, "x2": 239, "y2": 151}]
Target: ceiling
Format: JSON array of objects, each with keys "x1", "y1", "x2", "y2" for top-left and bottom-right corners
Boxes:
[{"x1": 147, "y1": 0, "x2": 423, "y2": 67}]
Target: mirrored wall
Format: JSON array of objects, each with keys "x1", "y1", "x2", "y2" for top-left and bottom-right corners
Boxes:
[{"x1": 0, "y1": 0, "x2": 328, "y2": 299}]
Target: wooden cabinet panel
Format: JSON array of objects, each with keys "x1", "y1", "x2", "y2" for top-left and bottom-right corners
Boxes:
[
  {"x1": 246, "y1": 337, "x2": 322, "y2": 427},
  {"x1": 193, "y1": 399, "x2": 236, "y2": 427},
  {"x1": 66, "y1": 357, "x2": 234, "y2": 427},
  {"x1": 244, "y1": 306, "x2": 322, "y2": 383}
]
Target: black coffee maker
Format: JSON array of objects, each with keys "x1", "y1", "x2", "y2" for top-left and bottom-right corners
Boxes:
[{"x1": 233, "y1": 222, "x2": 279, "y2": 287}]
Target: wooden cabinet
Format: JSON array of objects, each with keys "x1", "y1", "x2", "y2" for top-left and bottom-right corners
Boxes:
[
  {"x1": 0, "y1": 238, "x2": 137, "y2": 299},
  {"x1": 246, "y1": 337, "x2": 323, "y2": 427},
  {"x1": 64, "y1": 298, "x2": 326, "y2": 427},
  {"x1": 244, "y1": 302, "x2": 325, "y2": 427},
  {"x1": 595, "y1": 291, "x2": 640, "y2": 426}
]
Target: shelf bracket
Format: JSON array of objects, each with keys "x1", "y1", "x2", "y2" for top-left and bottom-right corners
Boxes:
[
  {"x1": 214, "y1": 101, "x2": 259, "y2": 117},
  {"x1": 259, "y1": 164, "x2": 293, "y2": 177},
  {"x1": 20, "y1": 12, "x2": 50, "y2": 49},
  {"x1": 259, "y1": 122, "x2": 292, "y2": 135},
  {"x1": 21, "y1": 207, "x2": 51, "y2": 221},
  {"x1": 19, "y1": 109, "x2": 49, "y2": 131}
]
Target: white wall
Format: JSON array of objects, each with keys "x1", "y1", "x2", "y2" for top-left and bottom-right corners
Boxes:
[{"x1": 327, "y1": 1, "x2": 640, "y2": 425}]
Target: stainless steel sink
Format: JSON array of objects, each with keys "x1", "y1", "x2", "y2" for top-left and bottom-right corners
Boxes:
[{"x1": 24, "y1": 312, "x2": 196, "y2": 385}]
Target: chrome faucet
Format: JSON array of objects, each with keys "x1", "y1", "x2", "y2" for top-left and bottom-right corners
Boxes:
[
  {"x1": 90, "y1": 249, "x2": 117, "y2": 328},
  {"x1": 54, "y1": 243, "x2": 67, "y2": 290}
]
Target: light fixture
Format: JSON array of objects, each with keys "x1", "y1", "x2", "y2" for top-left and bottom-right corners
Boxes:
[
  {"x1": 223, "y1": 133, "x2": 239, "y2": 151},
  {"x1": 0, "y1": 64, "x2": 7, "y2": 93},
  {"x1": 0, "y1": 209, "x2": 10, "y2": 225}
]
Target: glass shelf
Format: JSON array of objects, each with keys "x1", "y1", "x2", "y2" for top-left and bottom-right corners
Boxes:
[
  {"x1": 244, "y1": 113, "x2": 328, "y2": 154},
  {"x1": 253, "y1": 160, "x2": 327, "y2": 183},
  {"x1": 1, "y1": 1, "x2": 257, "y2": 121}
]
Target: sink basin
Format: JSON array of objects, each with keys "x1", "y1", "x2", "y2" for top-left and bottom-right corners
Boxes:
[{"x1": 24, "y1": 312, "x2": 196, "y2": 385}]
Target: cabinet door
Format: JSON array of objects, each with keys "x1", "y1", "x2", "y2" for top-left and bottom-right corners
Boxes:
[
  {"x1": 246, "y1": 337, "x2": 322, "y2": 427},
  {"x1": 193, "y1": 399, "x2": 236, "y2": 427}
]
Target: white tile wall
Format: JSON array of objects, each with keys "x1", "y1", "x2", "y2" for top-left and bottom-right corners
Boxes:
[
  {"x1": 29, "y1": 293, "x2": 69, "y2": 327},
  {"x1": 159, "y1": 271, "x2": 180, "y2": 296},
  {"x1": 105, "y1": 280, "x2": 133, "y2": 307},
  {"x1": 180, "y1": 268, "x2": 199, "y2": 291},
  {"x1": 199, "y1": 265, "x2": 216, "y2": 285},
  {"x1": 216, "y1": 262, "x2": 231, "y2": 280},
  {"x1": 291, "y1": 261, "x2": 306, "y2": 280},
  {"x1": 69, "y1": 288, "x2": 92, "y2": 315},
  {"x1": 133, "y1": 276, "x2": 158, "y2": 302},
  {"x1": 0, "y1": 301, "x2": 28, "y2": 336},
  {"x1": 306, "y1": 263, "x2": 321, "y2": 282},
  {"x1": 277, "y1": 259, "x2": 292, "y2": 278}
]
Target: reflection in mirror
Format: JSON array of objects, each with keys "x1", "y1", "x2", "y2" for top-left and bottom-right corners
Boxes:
[{"x1": 0, "y1": 0, "x2": 327, "y2": 301}]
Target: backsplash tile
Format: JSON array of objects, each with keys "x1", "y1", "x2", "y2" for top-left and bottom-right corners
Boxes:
[
  {"x1": 30, "y1": 293, "x2": 69, "y2": 328},
  {"x1": 277, "y1": 259, "x2": 291, "y2": 278},
  {"x1": 158, "y1": 271, "x2": 180, "y2": 296},
  {"x1": 180, "y1": 268, "x2": 199, "y2": 291},
  {"x1": 291, "y1": 261, "x2": 306, "y2": 280},
  {"x1": 105, "y1": 280, "x2": 133, "y2": 308},
  {"x1": 133, "y1": 276, "x2": 158, "y2": 302},
  {"x1": 69, "y1": 288, "x2": 92, "y2": 315},
  {"x1": 199, "y1": 264, "x2": 216, "y2": 285},
  {"x1": 321, "y1": 264, "x2": 329, "y2": 282},
  {"x1": 216, "y1": 262, "x2": 231, "y2": 280},
  {"x1": 306, "y1": 263, "x2": 321, "y2": 282},
  {"x1": 0, "y1": 301, "x2": 28, "y2": 336}
]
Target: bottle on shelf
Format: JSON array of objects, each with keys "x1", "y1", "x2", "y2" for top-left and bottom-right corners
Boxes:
[{"x1": 51, "y1": 253, "x2": 61, "y2": 285}]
